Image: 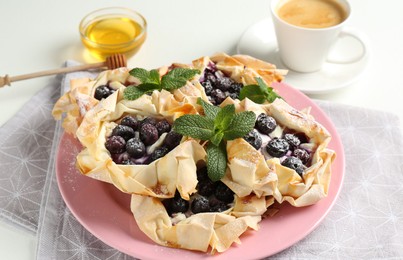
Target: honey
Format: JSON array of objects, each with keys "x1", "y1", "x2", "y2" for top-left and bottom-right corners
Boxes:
[{"x1": 80, "y1": 8, "x2": 147, "y2": 60}]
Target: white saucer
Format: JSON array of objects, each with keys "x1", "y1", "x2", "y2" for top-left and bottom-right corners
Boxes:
[{"x1": 237, "y1": 18, "x2": 371, "y2": 95}]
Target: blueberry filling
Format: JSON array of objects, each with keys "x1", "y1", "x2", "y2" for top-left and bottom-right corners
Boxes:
[
  {"x1": 120, "y1": 115, "x2": 139, "y2": 130},
  {"x1": 281, "y1": 156, "x2": 304, "y2": 175},
  {"x1": 199, "y1": 63, "x2": 243, "y2": 105},
  {"x1": 163, "y1": 191, "x2": 190, "y2": 216},
  {"x1": 126, "y1": 138, "x2": 146, "y2": 158},
  {"x1": 112, "y1": 125, "x2": 135, "y2": 141},
  {"x1": 139, "y1": 123, "x2": 159, "y2": 146},
  {"x1": 243, "y1": 129, "x2": 263, "y2": 150},
  {"x1": 255, "y1": 113, "x2": 277, "y2": 135},
  {"x1": 266, "y1": 138, "x2": 290, "y2": 157},
  {"x1": 94, "y1": 84, "x2": 116, "y2": 100},
  {"x1": 242, "y1": 113, "x2": 313, "y2": 176},
  {"x1": 105, "y1": 115, "x2": 183, "y2": 165},
  {"x1": 162, "y1": 167, "x2": 235, "y2": 218}
]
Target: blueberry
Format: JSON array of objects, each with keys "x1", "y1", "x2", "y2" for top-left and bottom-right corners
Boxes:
[
  {"x1": 215, "y1": 77, "x2": 233, "y2": 92},
  {"x1": 209, "y1": 198, "x2": 230, "y2": 212},
  {"x1": 197, "y1": 178, "x2": 217, "y2": 197},
  {"x1": 208, "y1": 96, "x2": 217, "y2": 105},
  {"x1": 202, "y1": 81, "x2": 214, "y2": 95},
  {"x1": 210, "y1": 89, "x2": 226, "y2": 105},
  {"x1": 122, "y1": 159, "x2": 135, "y2": 165},
  {"x1": 94, "y1": 85, "x2": 113, "y2": 100},
  {"x1": 139, "y1": 123, "x2": 159, "y2": 145},
  {"x1": 111, "y1": 152, "x2": 130, "y2": 164},
  {"x1": 214, "y1": 182, "x2": 234, "y2": 203},
  {"x1": 126, "y1": 138, "x2": 146, "y2": 158},
  {"x1": 206, "y1": 62, "x2": 217, "y2": 72},
  {"x1": 282, "y1": 156, "x2": 304, "y2": 175},
  {"x1": 191, "y1": 196, "x2": 210, "y2": 214},
  {"x1": 112, "y1": 125, "x2": 136, "y2": 141},
  {"x1": 163, "y1": 131, "x2": 183, "y2": 150},
  {"x1": 120, "y1": 116, "x2": 139, "y2": 131},
  {"x1": 105, "y1": 135, "x2": 126, "y2": 154},
  {"x1": 266, "y1": 137, "x2": 290, "y2": 157},
  {"x1": 228, "y1": 92, "x2": 239, "y2": 100},
  {"x1": 155, "y1": 119, "x2": 171, "y2": 136},
  {"x1": 284, "y1": 133, "x2": 300, "y2": 150},
  {"x1": 293, "y1": 148, "x2": 310, "y2": 164},
  {"x1": 196, "y1": 167, "x2": 209, "y2": 182},
  {"x1": 163, "y1": 192, "x2": 189, "y2": 216},
  {"x1": 140, "y1": 117, "x2": 157, "y2": 126},
  {"x1": 255, "y1": 113, "x2": 277, "y2": 135},
  {"x1": 243, "y1": 129, "x2": 262, "y2": 150},
  {"x1": 148, "y1": 146, "x2": 169, "y2": 163},
  {"x1": 229, "y1": 82, "x2": 243, "y2": 94},
  {"x1": 204, "y1": 72, "x2": 217, "y2": 85}
]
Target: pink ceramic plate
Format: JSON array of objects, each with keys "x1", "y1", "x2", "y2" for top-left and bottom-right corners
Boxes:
[{"x1": 56, "y1": 82, "x2": 345, "y2": 260}]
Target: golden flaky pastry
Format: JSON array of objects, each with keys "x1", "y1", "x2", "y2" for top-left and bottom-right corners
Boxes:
[
  {"x1": 75, "y1": 88, "x2": 204, "y2": 200},
  {"x1": 265, "y1": 98, "x2": 336, "y2": 206},
  {"x1": 52, "y1": 68, "x2": 132, "y2": 135},
  {"x1": 183, "y1": 53, "x2": 287, "y2": 108},
  {"x1": 130, "y1": 193, "x2": 274, "y2": 253},
  {"x1": 219, "y1": 97, "x2": 335, "y2": 207}
]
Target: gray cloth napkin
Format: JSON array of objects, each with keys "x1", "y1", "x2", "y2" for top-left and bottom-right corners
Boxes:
[
  {"x1": 1, "y1": 61, "x2": 402, "y2": 259},
  {"x1": 0, "y1": 76, "x2": 60, "y2": 233}
]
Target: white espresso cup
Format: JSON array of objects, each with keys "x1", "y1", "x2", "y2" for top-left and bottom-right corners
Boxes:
[{"x1": 270, "y1": 0, "x2": 368, "y2": 73}]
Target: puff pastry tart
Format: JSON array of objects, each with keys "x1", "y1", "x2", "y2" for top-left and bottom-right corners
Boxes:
[
  {"x1": 52, "y1": 68, "x2": 131, "y2": 136},
  {"x1": 52, "y1": 53, "x2": 335, "y2": 254},
  {"x1": 222, "y1": 98, "x2": 336, "y2": 207}
]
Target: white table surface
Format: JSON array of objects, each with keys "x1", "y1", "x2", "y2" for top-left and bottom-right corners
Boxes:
[{"x1": 0, "y1": 0, "x2": 402, "y2": 259}]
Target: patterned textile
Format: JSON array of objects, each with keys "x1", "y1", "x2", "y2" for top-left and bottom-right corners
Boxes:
[{"x1": 0, "y1": 77, "x2": 60, "y2": 232}]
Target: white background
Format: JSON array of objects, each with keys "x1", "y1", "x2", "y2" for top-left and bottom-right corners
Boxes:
[{"x1": 0, "y1": 0, "x2": 402, "y2": 259}]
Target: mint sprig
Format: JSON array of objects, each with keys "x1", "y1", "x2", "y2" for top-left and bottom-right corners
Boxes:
[
  {"x1": 123, "y1": 67, "x2": 200, "y2": 100},
  {"x1": 239, "y1": 77, "x2": 282, "y2": 104},
  {"x1": 173, "y1": 98, "x2": 256, "y2": 181}
]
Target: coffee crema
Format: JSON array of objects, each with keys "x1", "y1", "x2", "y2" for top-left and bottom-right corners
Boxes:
[{"x1": 277, "y1": 0, "x2": 347, "y2": 29}]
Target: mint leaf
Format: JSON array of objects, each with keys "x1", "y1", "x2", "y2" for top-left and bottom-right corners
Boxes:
[
  {"x1": 197, "y1": 98, "x2": 219, "y2": 120},
  {"x1": 161, "y1": 68, "x2": 200, "y2": 90},
  {"x1": 166, "y1": 68, "x2": 200, "y2": 81},
  {"x1": 223, "y1": 111, "x2": 256, "y2": 140},
  {"x1": 206, "y1": 142, "x2": 227, "y2": 182},
  {"x1": 215, "y1": 104, "x2": 235, "y2": 131},
  {"x1": 210, "y1": 132, "x2": 224, "y2": 146},
  {"x1": 239, "y1": 84, "x2": 267, "y2": 104},
  {"x1": 265, "y1": 87, "x2": 282, "y2": 103},
  {"x1": 129, "y1": 68, "x2": 160, "y2": 85},
  {"x1": 173, "y1": 99, "x2": 255, "y2": 182},
  {"x1": 149, "y1": 69, "x2": 161, "y2": 84},
  {"x1": 124, "y1": 86, "x2": 147, "y2": 100},
  {"x1": 125, "y1": 67, "x2": 199, "y2": 101},
  {"x1": 123, "y1": 83, "x2": 160, "y2": 100},
  {"x1": 239, "y1": 77, "x2": 282, "y2": 104},
  {"x1": 173, "y1": 114, "x2": 214, "y2": 140}
]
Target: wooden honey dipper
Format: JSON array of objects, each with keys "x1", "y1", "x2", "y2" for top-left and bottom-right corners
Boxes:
[{"x1": 0, "y1": 54, "x2": 127, "y2": 88}]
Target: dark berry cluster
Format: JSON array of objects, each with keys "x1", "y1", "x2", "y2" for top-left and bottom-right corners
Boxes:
[
  {"x1": 243, "y1": 113, "x2": 312, "y2": 176},
  {"x1": 94, "y1": 84, "x2": 116, "y2": 100},
  {"x1": 104, "y1": 115, "x2": 183, "y2": 165},
  {"x1": 162, "y1": 167, "x2": 235, "y2": 217},
  {"x1": 200, "y1": 63, "x2": 243, "y2": 105}
]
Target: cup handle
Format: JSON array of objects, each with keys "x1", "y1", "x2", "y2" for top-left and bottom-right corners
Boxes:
[{"x1": 326, "y1": 27, "x2": 369, "y2": 64}]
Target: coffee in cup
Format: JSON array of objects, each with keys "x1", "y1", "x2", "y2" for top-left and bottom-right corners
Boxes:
[
  {"x1": 271, "y1": 0, "x2": 368, "y2": 73},
  {"x1": 277, "y1": 0, "x2": 347, "y2": 29}
]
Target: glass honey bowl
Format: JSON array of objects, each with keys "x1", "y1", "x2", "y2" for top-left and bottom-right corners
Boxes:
[{"x1": 79, "y1": 7, "x2": 147, "y2": 60}]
